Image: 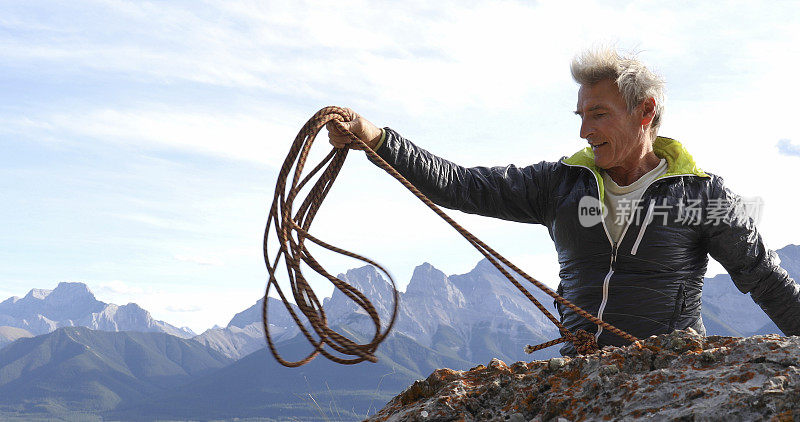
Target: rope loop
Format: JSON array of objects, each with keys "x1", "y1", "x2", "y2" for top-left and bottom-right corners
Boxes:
[
  {"x1": 263, "y1": 106, "x2": 636, "y2": 367},
  {"x1": 263, "y1": 106, "x2": 398, "y2": 367}
]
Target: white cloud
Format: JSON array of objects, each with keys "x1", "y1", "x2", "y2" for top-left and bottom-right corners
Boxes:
[
  {"x1": 166, "y1": 305, "x2": 202, "y2": 313},
  {"x1": 174, "y1": 254, "x2": 224, "y2": 267},
  {"x1": 8, "y1": 0, "x2": 797, "y2": 165},
  {"x1": 38, "y1": 108, "x2": 299, "y2": 167},
  {"x1": 777, "y1": 139, "x2": 800, "y2": 158},
  {"x1": 92, "y1": 280, "x2": 147, "y2": 305},
  {"x1": 117, "y1": 213, "x2": 187, "y2": 230},
  {"x1": 94, "y1": 279, "x2": 145, "y2": 295}
]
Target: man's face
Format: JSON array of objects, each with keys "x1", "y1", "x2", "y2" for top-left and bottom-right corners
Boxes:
[{"x1": 575, "y1": 79, "x2": 644, "y2": 170}]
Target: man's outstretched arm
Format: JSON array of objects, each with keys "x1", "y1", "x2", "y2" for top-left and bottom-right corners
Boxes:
[
  {"x1": 327, "y1": 110, "x2": 557, "y2": 225},
  {"x1": 705, "y1": 176, "x2": 800, "y2": 336}
]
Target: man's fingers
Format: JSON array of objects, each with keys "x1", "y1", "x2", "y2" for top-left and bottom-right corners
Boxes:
[
  {"x1": 326, "y1": 120, "x2": 345, "y2": 135},
  {"x1": 327, "y1": 119, "x2": 350, "y2": 148},
  {"x1": 329, "y1": 138, "x2": 365, "y2": 150},
  {"x1": 324, "y1": 109, "x2": 371, "y2": 150},
  {"x1": 337, "y1": 120, "x2": 356, "y2": 133},
  {"x1": 329, "y1": 136, "x2": 348, "y2": 148}
]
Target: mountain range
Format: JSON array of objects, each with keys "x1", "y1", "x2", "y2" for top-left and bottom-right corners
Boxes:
[
  {"x1": 0, "y1": 282, "x2": 194, "y2": 340},
  {"x1": 0, "y1": 327, "x2": 231, "y2": 420},
  {"x1": 191, "y1": 297, "x2": 301, "y2": 360},
  {"x1": 0, "y1": 245, "x2": 796, "y2": 420}
]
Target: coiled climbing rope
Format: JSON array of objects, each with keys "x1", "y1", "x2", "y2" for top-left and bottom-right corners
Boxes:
[{"x1": 263, "y1": 106, "x2": 638, "y2": 367}]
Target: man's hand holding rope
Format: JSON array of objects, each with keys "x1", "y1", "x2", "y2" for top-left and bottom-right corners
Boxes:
[{"x1": 326, "y1": 108, "x2": 383, "y2": 151}]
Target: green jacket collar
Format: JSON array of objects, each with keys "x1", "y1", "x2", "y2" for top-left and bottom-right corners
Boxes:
[
  {"x1": 562, "y1": 136, "x2": 708, "y2": 178},
  {"x1": 561, "y1": 136, "x2": 709, "y2": 202}
]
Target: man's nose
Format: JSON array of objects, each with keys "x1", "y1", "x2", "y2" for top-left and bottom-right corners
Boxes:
[{"x1": 579, "y1": 118, "x2": 592, "y2": 139}]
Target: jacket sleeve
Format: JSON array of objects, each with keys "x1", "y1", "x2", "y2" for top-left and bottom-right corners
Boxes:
[
  {"x1": 703, "y1": 175, "x2": 800, "y2": 335},
  {"x1": 369, "y1": 128, "x2": 557, "y2": 225}
]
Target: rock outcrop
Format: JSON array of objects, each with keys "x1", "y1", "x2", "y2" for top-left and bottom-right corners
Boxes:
[{"x1": 368, "y1": 330, "x2": 800, "y2": 421}]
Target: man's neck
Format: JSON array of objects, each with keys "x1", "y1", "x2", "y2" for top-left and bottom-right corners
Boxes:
[{"x1": 605, "y1": 152, "x2": 662, "y2": 186}]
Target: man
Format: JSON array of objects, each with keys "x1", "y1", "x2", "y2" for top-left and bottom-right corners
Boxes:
[{"x1": 328, "y1": 48, "x2": 800, "y2": 355}]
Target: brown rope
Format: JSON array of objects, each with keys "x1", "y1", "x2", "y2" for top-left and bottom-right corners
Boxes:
[{"x1": 263, "y1": 106, "x2": 636, "y2": 367}]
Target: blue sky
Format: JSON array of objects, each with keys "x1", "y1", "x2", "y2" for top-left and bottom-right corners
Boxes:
[{"x1": 2, "y1": 1, "x2": 799, "y2": 332}]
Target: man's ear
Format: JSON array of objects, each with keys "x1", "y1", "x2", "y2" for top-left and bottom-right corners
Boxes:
[{"x1": 640, "y1": 97, "x2": 656, "y2": 126}]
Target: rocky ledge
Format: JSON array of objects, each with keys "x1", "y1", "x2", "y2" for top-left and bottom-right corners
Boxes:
[{"x1": 367, "y1": 330, "x2": 800, "y2": 421}]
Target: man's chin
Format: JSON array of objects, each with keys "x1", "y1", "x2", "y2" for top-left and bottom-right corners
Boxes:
[{"x1": 593, "y1": 158, "x2": 609, "y2": 170}]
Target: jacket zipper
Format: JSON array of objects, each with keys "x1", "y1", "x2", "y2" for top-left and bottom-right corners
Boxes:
[
  {"x1": 595, "y1": 244, "x2": 616, "y2": 339},
  {"x1": 562, "y1": 162, "x2": 698, "y2": 341},
  {"x1": 631, "y1": 200, "x2": 656, "y2": 256},
  {"x1": 596, "y1": 215, "x2": 637, "y2": 339},
  {"x1": 561, "y1": 162, "x2": 622, "y2": 340}
]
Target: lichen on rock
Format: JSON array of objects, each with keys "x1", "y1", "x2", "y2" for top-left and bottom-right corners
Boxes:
[{"x1": 367, "y1": 330, "x2": 800, "y2": 421}]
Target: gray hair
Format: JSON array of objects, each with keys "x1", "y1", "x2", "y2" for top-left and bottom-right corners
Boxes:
[{"x1": 571, "y1": 48, "x2": 665, "y2": 137}]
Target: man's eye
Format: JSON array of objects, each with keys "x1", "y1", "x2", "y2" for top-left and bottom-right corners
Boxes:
[{"x1": 594, "y1": 113, "x2": 606, "y2": 118}]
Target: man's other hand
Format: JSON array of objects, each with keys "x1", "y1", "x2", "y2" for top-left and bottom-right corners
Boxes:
[{"x1": 326, "y1": 109, "x2": 383, "y2": 150}]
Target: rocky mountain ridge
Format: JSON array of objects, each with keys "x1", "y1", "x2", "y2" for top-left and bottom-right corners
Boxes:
[
  {"x1": 191, "y1": 297, "x2": 301, "y2": 359},
  {"x1": 194, "y1": 260, "x2": 564, "y2": 362},
  {"x1": 0, "y1": 282, "x2": 195, "y2": 339},
  {"x1": 322, "y1": 261, "x2": 562, "y2": 363}
]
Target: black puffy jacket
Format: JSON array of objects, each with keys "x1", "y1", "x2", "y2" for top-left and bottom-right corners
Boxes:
[{"x1": 374, "y1": 128, "x2": 800, "y2": 355}]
